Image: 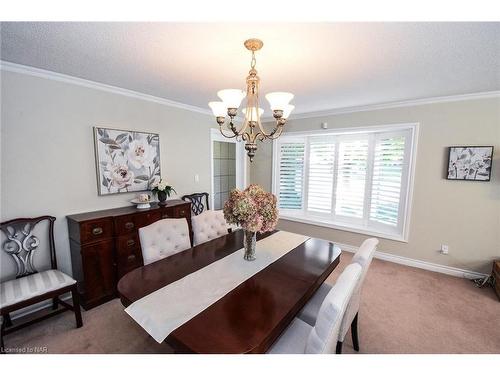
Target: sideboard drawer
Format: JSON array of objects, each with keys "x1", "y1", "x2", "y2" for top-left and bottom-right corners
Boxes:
[
  {"x1": 136, "y1": 211, "x2": 162, "y2": 227},
  {"x1": 114, "y1": 215, "x2": 137, "y2": 235},
  {"x1": 80, "y1": 218, "x2": 113, "y2": 243},
  {"x1": 175, "y1": 205, "x2": 190, "y2": 218},
  {"x1": 116, "y1": 233, "x2": 142, "y2": 279}
]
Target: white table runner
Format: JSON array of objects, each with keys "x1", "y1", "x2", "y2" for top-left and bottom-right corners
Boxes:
[{"x1": 125, "y1": 231, "x2": 310, "y2": 343}]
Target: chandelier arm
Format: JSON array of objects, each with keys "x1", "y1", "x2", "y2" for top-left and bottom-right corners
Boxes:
[
  {"x1": 218, "y1": 124, "x2": 239, "y2": 139},
  {"x1": 255, "y1": 118, "x2": 284, "y2": 139}
]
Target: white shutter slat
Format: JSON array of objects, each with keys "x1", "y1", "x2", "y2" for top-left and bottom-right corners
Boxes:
[
  {"x1": 335, "y1": 138, "x2": 368, "y2": 219},
  {"x1": 369, "y1": 135, "x2": 406, "y2": 227},
  {"x1": 279, "y1": 142, "x2": 305, "y2": 210},
  {"x1": 307, "y1": 137, "x2": 335, "y2": 214}
]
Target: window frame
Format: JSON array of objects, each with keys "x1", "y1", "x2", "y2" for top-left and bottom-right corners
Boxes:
[{"x1": 272, "y1": 122, "x2": 419, "y2": 243}]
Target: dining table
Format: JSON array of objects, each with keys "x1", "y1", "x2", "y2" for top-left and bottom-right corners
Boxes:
[{"x1": 117, "y1": 229, "x2": 341, "y2": 354}]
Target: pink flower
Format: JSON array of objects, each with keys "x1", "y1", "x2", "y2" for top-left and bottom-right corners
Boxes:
[{"x1": 223, "y1": 185, "x2": 278, "y2": 233}]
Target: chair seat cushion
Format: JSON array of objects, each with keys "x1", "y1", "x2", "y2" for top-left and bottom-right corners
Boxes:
[
  {"x1": 0, "y1": 269, "x2": 76, "y2": 310},
  {"x1": 267, "y1": 318, "x2": 313, "y2": 354},
  {"x1": 297, "y1": 282, "x2": 333, "y2": 326}
]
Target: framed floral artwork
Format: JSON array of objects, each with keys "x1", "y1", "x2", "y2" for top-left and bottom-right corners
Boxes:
[
  {"x1": 446, "y1": 146, "x2": 493, "y2": 181},
  {"x1": 93, "y1": 127, "x2": 161, "y2": 195}
]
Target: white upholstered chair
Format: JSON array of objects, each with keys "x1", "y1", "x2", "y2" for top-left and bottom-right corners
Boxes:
[
  {"x1": 139, "y1": 218, "x2": 191, "y2": 265},
  {"x1": 191, "y1": 210, "x2": 230, "y2": 246},
  {"x1": 297, "y1": 237, "x2": 378, "y2": 353},
  {"x1": 268, "y1": 263, "x2": 362, "y2": 354}
]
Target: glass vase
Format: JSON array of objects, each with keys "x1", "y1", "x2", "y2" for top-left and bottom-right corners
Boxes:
[{"x1": 243, "y1": 230, "x2": 256, "y2": 261}]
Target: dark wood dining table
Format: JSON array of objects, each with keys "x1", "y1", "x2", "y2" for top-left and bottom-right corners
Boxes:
[{"x1": 117, "y1": 229, "x2": 341, "y2": 354}]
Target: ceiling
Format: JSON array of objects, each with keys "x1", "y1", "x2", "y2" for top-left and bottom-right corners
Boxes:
[{"x1": 1, "y1": 22, "x2": 499, "y2": 116}]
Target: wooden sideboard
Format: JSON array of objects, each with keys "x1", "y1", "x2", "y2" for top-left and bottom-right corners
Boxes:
[{"x1": 67, "y1": 200, "x2": 191, "y2": 309}]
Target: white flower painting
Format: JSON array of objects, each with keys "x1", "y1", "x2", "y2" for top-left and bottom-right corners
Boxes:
[
  {"x1": 447, "y1": 146, "x2": 493, "y2": 181},
  {"x1": 94, "y1": 127, "x2": 161, "y2": 195}
]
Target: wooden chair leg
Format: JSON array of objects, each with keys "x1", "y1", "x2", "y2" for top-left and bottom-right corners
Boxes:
[
  {"x1": 52, "y1": 297, "x2": 59, "y2": 310},
  {"x1": 351, "y1": 312, "x2": 360, "y2": 352},
  {"x1": 71, "y1": 288, "x2": 83, "y2": 328},
  {"x1": 336, "y1": 341, "x2": 343, "y2": 354}
]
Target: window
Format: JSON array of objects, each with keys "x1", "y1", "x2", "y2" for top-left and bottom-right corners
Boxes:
[{"x1": 272, "y1": 124, "x2": 417, "y2": 241}]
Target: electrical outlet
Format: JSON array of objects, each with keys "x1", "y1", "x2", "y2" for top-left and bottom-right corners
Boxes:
[
  {"x1": 194, "y1": 174, "x2": 199, "y2": 183},
  {"x1": 440, "y1": 244, "x2": 449, "y2": 255}
]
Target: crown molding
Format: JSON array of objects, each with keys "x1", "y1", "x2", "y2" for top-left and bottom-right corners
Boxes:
[
  {"x1": 263, "y1": 90, "x2": 500, "y2": 121},
  {"x1": 0, "y1": 60, "x2": 212, "y2": 116}
]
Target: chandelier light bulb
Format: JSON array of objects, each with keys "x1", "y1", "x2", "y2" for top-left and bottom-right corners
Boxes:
[
  {"x1": 282, "y1": 104, "x2": 295, "y2": 120},
  {"x1": 265, "y1": 92, "x2": 294, "y2": 111},
  {"x1": 208, "y1": 101, "x2": 228, "y2": 117},
  {"x1": 217, "y1": 89, "x2": 246, "y2": 109},
  {"x1": 242, "y1": 107, "x2": 264, "y2": 122}
]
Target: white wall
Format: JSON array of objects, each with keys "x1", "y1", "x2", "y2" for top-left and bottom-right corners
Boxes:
[
  {"x1": 0, "y1": 69, "x2": 215, "y2": 280},
  {"x1": 251, "y1": 97, "x2": 500, "y2": 274}
]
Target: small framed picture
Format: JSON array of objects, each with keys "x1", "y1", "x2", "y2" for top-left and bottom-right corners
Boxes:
[{"x1": 447, "y1": 146, "x2": 494, "y2": 181}]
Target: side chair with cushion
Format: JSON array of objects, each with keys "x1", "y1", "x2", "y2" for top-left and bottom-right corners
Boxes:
[
  {"x1": 297, "y1": 237, "x2": 379, "y2": 353},
  {"x1": 181, "y1": 192, "x2": 209, "y2": 216},
  {"x1": 139, "y1": 218, "x2": 191, "y2": 265},
  {"x1": 268, "y1": 262, "x2": 362, "y2": 354},
  {"x1": 0, "y1": 216, "x2": 82, "y2": 352},
  {"x1": 191, "y1": 210, "x2": 231, "y2": 246}
]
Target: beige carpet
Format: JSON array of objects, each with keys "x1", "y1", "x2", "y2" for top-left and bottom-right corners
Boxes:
[{"x1": 4, "y1": 253, "x2": 500, "y2": 354}]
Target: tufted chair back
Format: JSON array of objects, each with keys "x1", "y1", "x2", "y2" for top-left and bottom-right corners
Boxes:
[
  {"x1": 139, "y1": 218, "x2": 191, "y2": 265},
  {"x1": 338, "y1": 238, "x2": 378, "y2": 342},
  {"x1": 191, "y1": 210, "x2": 229, "y2": 246},
  {"x1": 305, "y1": 263, "x2": 362, "y2": 354}
]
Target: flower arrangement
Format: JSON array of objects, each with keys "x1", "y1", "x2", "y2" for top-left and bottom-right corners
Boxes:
[
  {"x1": 151, "y1": 178, "x2": 176, "y2": 203},
  {"x1": 223, "y1": 184, "x2": 278, "y2": 233}
]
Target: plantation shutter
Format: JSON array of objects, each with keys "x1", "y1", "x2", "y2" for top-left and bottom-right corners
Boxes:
[
  {"x1": 334, "y1": 137, "x2": 369, "y2": 219},
  {"x1": 369, "y1": 133, "x2": 407, "y2": 227},
  {"x1": 307, "y1": 137, "x2": 335, "y2": 214},
  {"x1": 278, "y1": 141, "x2": 305, "y2": 210}
]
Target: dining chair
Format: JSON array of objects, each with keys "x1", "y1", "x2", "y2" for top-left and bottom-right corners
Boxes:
[
  {"x1": 191, "y1": 210, "x2": 231, "y2": 246},
  {"x1": 297, "y1": 237, "x2": 379, "y2": 353},
  {"x1": 267, "y1": 262, "x2": 362, "y2": 354},
  {"x1": 181, "y1": 192, "x2": 209, "y2": 216},
  {"x1": 0, "y1": 216, "x2": 83, "y2": 352},
  {"x1": 138, "y1": 218, "x2": 191, "y2": 266}
]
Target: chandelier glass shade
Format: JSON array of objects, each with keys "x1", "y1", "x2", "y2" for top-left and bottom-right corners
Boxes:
[{"x1": 208, "y1": 38, "x2": 294, "y2": 162}]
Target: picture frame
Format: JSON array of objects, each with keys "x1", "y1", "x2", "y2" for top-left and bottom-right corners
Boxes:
[
  {"x1": 446, "y1": 146, "x2": 493, "y2": 181},
  {"x1": 93, "y1": 126, "x2": 161, "y2": 195}
]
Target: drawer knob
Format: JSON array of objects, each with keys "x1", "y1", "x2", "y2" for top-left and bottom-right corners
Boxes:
[
  {"x1": 162, "y1": 214, "x2": 169, "y2": 219},
  {"x1": 125, "y1": 222, "x2": 134, "y2": 229},
  {"x1": 127, "y1": 254, "x2": 136, "y2": 262},
  {"x1": 92, "y1": 227, "x2": 103, "y2": 235},
  {"x1": 127, "y1": 239, "x2": 135, "y2": 247},
  {"x1": 180, "y1": 210, "x2": 185, "y2": 215}
]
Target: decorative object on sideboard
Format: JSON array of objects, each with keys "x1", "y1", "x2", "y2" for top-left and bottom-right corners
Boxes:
[
  {"x1": 446, "y1": 146, "x2": 493, "y2": 181},
  {"x1": 151, "y1": 178, "x2": 176, "y2": 206},
  {"x1": 223, "y1": 185, "x2": 278, "y2": 261},
  {"x1": 93, "y1": 127, "x2": 161, "y2": 195},
  {"x1": 208, "y1": 38, "x2": 295, "y2": 162},
  {"x1": 131, "y1": 193, "x2": 152, "y2": 209}
]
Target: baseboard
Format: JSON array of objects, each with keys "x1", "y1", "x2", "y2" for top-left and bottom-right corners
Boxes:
[
  {"x1": 338, "y1": 243, "x2": 489, "y2": 280},
  {"x1": 10, "y1": 294, "x2": 72, "y2": 321}
]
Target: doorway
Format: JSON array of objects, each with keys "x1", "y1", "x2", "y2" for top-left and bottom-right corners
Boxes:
[{"x1": 210, "y1": 129, "x2": 246, "y2": 210}]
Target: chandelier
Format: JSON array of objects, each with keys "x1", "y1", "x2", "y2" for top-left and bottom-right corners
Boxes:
[{"x1": 208, "y1": 38, "x2": 294, "y2": 162}]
